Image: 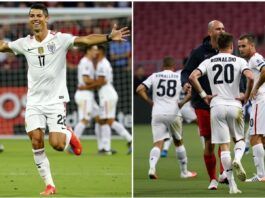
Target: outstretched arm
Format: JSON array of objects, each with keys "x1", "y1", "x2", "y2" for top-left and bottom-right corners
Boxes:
[
  {"x1": 0, "y1": 40, "x2": 12, "y2": 53},
  {"x1": 74, "y1": 24, "x2": 130, "y2": 46}
]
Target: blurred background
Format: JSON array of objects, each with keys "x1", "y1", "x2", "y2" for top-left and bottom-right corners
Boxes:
[{"x1": 0, "y1": 1, "x2": 132, "y2": 136}]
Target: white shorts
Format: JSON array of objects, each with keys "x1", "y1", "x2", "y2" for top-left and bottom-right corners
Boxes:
[
  {"x1": 249, "y1": 101, "x2": 265, "y2": 136},
  {"x1": 99, "y1": 97, "x2": 118, "y2": 119},
  {"x1": 151, "y1": 114, "x2": 183, "y2": 143},
  {"x1": 25, "y1": 103, "x2": 67, "y2": 133},
  {"x1": 75, "y1": 90, "x2": 98, "y2": 120},
  {"x1": 211, "y1": 105, "x2": 244, "y2": 144},
  {"x1": 180, "y1": 102, "x2": 197, "y2": 123}
]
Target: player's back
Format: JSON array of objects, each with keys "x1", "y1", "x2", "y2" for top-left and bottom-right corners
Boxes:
[
  {"x1": 96, "y1": 57, "x2": 117, "y2": 99},
  {"x1": 143, "y1": 70, "x2": 180, "y2": 116},
  {"x1": 77, "y1": 57, "x2": 95, "y2": 87},
  {"x1": 199, "y1": 53, "x2": 248, "y2": 107}
]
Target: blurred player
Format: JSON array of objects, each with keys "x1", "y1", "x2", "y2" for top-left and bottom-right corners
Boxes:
[
  {"x1": 161, "y1": 69, "x2": 197, "y2": 158},
  {"x1": 136, "y1": 56, "x2": 197, "y2": 179},
  {"x1": 73, "y1": 45, "x2": 103, "y2": 152},
  {"x1": 0, "y1": 3, "x2": 129, "y2": 195},
  {"x1": 94, "y1": 45, "x2": 132, "y2": 154},
  {"x1": 182, "y1": 20, "x2": 227, "y2": 189},
  {"x1": 238, "y1": 34, "x2": 265, "y2": 182},
  {"x1": 189, "y1": 32, "x2": 254, "y2": 193}
]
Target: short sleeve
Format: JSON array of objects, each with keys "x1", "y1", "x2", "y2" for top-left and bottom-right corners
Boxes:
[
  {"x1": 59, "y1": 33, "x2": 76, "y2": 49},
  {"x1": 240, "y1": 58, "x2": 249, "y2": 73},
  {"x1": 197, "y1": 59, "x2": 208, "y2": 75},
  {"x1": 252, "y1": 55, "x2": 265, "y2": 71},
  {"x1": 96, "y1": 63, "x2": 106, "y2": 77},
  {"x1": 8, "y1": 38, "x2": 24, "y2": 55},
  {"x1": 142, "y1": 74, "x2": 153, "y2": 89},
  {"x1": 79, "y1": 60, "x2": 92, "y2": 76}
]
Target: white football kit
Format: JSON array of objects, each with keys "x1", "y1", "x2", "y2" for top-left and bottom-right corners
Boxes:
[
  {"x1": 142, "y1": 70, "x2": 182, "y2": 142},
  {"x1": 8, "y1": 30, "x2": 76, "y2": 132},
  {"x1": 74, "y1": 56, "x2": 99, "y2": 121},
  {"x1": 247, "y1": 53, "x2": 265, "y2": 136},
  {"x1": 96, "y1": 57, "x2": 118, "y2": 119},
  {"x1": 198, "y1": 53, "x2": 249, "y2": 144}
]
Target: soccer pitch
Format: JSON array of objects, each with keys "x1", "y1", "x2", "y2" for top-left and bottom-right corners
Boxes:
[
  {"x1": 0, "y1": 139, "x2": 131, "y2": 197},
  {"x1": 134, "y1": 124, "x2": 264, "y2": 197}
]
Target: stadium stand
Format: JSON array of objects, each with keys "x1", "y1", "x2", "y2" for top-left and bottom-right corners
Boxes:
[{"x1": 134, "y1": 2, "x2": 265, "y2": 75}]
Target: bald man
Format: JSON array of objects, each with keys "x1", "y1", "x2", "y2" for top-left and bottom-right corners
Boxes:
[{"x1": 181, "y1": 20, "x2": 225, "y2": 190}]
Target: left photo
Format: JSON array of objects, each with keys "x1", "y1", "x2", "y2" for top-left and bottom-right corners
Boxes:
[{"x1": 0, "y1": 1, "x2": 132, "y2": 197}]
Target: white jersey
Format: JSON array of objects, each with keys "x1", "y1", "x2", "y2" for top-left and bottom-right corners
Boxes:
[
  {"x1": 77, "y1": 56, "x2": 95, "y2": 86},
  {"x1": 248, "y1": 52, "x2": 265, "y2": 103},
  {"x1": 8, "y1": 30, "x2": 76, "y2": 106},
  {"x1": 96, "y1": 57, "x2": 118, "y2": 99},
  {"x1": 143, "y1": 70, "x2": 180, "y2": 116},
  {"x1": 198, "y1": 53, "x2": 249, "y2": 108}
]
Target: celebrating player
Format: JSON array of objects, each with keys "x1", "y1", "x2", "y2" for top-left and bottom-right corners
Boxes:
[
  {"x1": 94, "y1": 45, "x2": 132, "y2": 154},
  {"x1": 136, "y1": 56, "x2": 197, "y2": 179},
  {"x1": 189, "y1": 32, "x2": 254, "y2": 194},
  {"x1": 0, "y1": 3, "x2": 129, "y2": 195},
  {"x1": 238, "y1": 34, "x2": 265, "y2": 182}
]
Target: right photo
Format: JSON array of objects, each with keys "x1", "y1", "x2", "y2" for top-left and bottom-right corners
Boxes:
[{"x1": 134, "y1": 2, "x2": 265, "y2": 197}]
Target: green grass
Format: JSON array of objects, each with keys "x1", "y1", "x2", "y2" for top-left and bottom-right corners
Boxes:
[
  {"x1": 134, "y1": 124, "x2": 264, "y2": 197},
  {"x1": 0, "y1": 139, "x2": 131, "y2": 197}
]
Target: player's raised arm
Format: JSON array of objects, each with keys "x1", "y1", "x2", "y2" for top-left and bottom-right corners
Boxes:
[
  {"x1": 0, "y1": 40, "x2": 13, "y2": 53},
  {"x1": 74, "y1": 24, "x2": 130, "y2": 46}
]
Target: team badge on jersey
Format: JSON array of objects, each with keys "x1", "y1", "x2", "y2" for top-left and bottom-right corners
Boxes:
[
  {"x1": 47, "y1": 42, "x2": 56, "y2": 53},
  {"x1": 38, "y1": 47, "x2": 44, "y2": 54}
]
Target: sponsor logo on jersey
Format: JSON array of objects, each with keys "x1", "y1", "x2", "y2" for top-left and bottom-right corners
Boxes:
[
  {"x1": 59, "y1": 96, "x2": 64, "y2": 99},
  {"x1": 47, "y1": 42, "x2": 56, "y2": 53}
]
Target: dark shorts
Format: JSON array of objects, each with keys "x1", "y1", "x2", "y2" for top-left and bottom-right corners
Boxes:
[{"x1": 195, "y1": 108, "x2": 211, "y2": 138}]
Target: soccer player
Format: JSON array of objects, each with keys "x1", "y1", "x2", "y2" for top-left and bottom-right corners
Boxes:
[
  {"x1": 94, "y1": 45, "x2": 132, "y2": 154},
  {"x1": 160, "y1": 69, "x2": 197, "y2": 158},
  {"x1": 136, "y1": 56, "x2": 197, "y2": 179},
  {"x1": 238, "y1": 34, "x2": 265, "y2": 182},
  {"x1": 0, "y1": 3, "x2": 129, "y2": 195},
  {"x1": 73, "y1": 45, "x2": 103, "y2": 151},
  {"x1": 181, "y1": 20, "x2": 227, "y2": 189},
  {"x1": 189, "y1": 32, "x2": 254, "y2": 194}
]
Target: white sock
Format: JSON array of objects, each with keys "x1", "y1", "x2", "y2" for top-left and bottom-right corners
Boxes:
[
  {"x1": 221, "y1": 151, "x2": 235, "y2": 188},
  {"x1": 149, "y1": 147, "x2": 161, "y2": 169},
  {"x1": 95, "y1": 123, "x2": 103, "y2": 150},
  {"x1": 62, "y1": 128, "x2": 72, "y2": 150},
  {"x1": 176, "y1": 145, "x2": 188, "y2": 174},
  {"x1": 234, "y1": 140, "x2": 246, "y2": 161},
  {"x1": 33, "y1": 148, "x2": 55, "y2": 187},
  {"x1": 111, "y1": 121, "x2": 132, "y2": 142},
  {"x1": 101, "y1": 124, "x2": 111, "y2": 151},
  {"x1": 74, "y1": 122, "x2": 86, "y2": 138},
  {"x1": 163, "y1": 138, "x2": 172, "y2": 151},
  {"x1": 252, "y1": 143, "x2": 265, "y2": 177}
]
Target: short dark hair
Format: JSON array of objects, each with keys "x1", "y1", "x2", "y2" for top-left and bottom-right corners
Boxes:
[
  {"x1": 239, "y1": 33, "x2": 256, "y2": 44},
  {"x1": 98, "y1": 45, "x2": 106, "y2": 55},
  {"x1": 29, "y1": 3, "x2": 49, "y2": 16},
  {"x1": 163, "y1": 56, "x2": 176, "y2": 68},
  {"x1": 217, "y1": 32, "x2": 233, "y2": 50}
]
